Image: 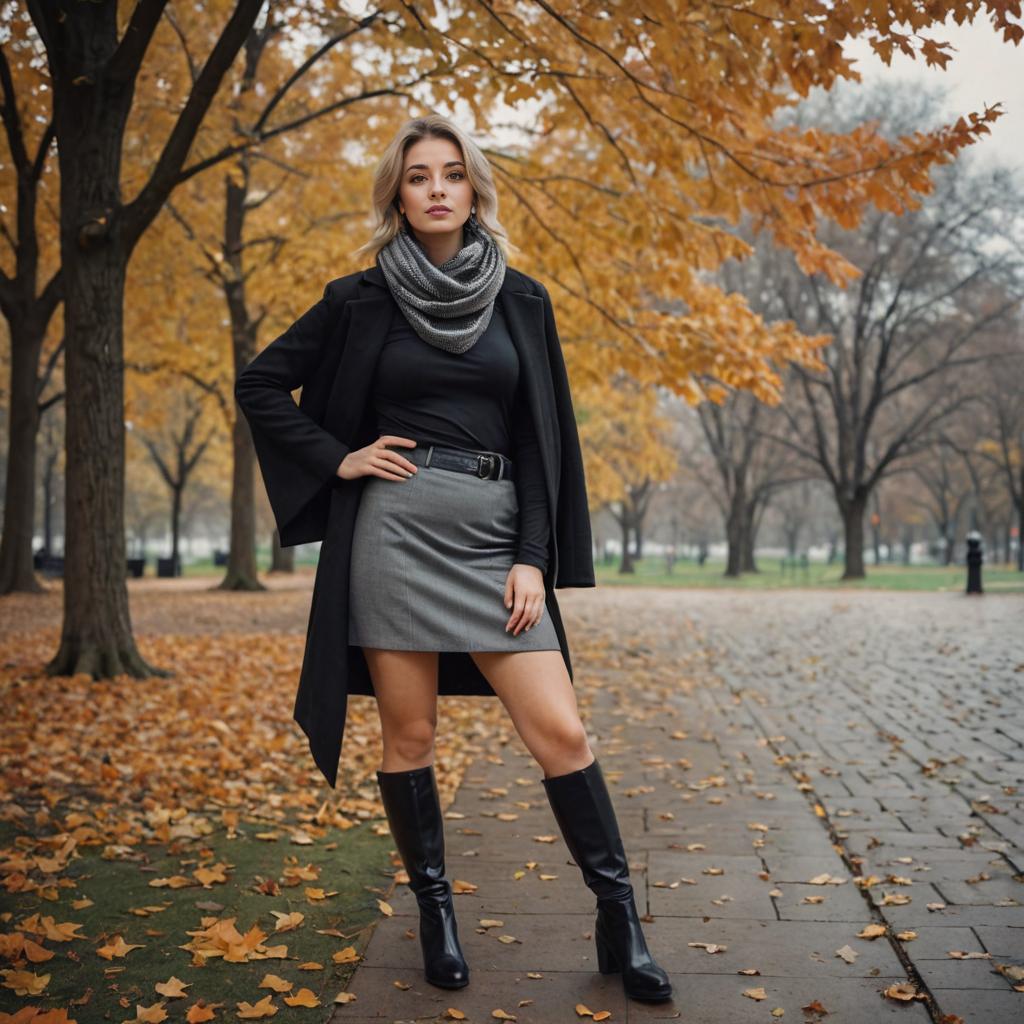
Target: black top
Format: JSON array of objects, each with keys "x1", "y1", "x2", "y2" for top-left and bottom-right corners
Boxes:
[{"x1": 371, "y1": 295, "x2": 550, "y2": 573}]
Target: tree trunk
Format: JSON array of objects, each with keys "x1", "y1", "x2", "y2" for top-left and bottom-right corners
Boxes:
[
  {"x1": 270, "y1": 529, "x2": 295, "y2": 573},
  {"x1": 42, "y1": 449, "x2": 57, "y2": 556},
  {"x1": 618, "y1": 510, "x2": 634, "y2": 574},
  {"x1": 45, "y1": 30, "x2": 165, "y2": 679},
  {"x1": 0, "y1": 323, "x2": 46, "y2": 593},
  {"x1": 171, "y1": 484, "x2": 182, "y2": 568},
  {"x1": 840, "y1": 490, "x2": 868, "y2": 580},
  {"x1": 724, "y1": 483, "x2": 746, "y2": 577},
  {"x1": 219, "y1": 167, "x2": 264, "y2": 591}
]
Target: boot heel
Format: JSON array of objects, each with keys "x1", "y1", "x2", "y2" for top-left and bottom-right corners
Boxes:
[{"x1": 595, "y1": 929, "x2": 618, "y2": 974}]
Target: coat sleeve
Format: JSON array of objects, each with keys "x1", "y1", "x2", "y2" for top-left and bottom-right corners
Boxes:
[
  {"x1": 535, "y1": 281, "x2": 596, "y2": 588},
  {"x1": 234, "y1": 283, "x2": 351, "y2": 543}
]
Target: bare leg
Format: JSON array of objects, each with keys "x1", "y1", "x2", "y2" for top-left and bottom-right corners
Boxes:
[
  {"x1": 468, "y1": 649, "x2": 594, "y2": 777},
  {"x1": 363, "y1": 648, "x2": 439, "y2": 770}
]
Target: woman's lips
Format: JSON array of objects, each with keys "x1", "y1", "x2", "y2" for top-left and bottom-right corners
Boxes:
[{"x1": 427, "y1": 209, "x2": 451, "y2": 216}]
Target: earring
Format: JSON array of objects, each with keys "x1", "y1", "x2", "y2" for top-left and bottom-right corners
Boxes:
[{"x1": 471, "y1": 205, "x2": 476, "y2": 215}]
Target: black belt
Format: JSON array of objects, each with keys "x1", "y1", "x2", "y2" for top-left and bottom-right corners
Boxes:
[{"x1": 403, "y1": 442, "x2": 515, "y2": 482}]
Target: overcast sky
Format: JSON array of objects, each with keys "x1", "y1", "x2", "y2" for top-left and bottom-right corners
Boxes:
[{"x1": 845, "y1": 16, "x2": 1023, "y2": 173}]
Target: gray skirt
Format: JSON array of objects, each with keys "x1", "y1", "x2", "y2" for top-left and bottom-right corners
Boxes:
[{"x1": 348, "y1": 443, "x2": 561, "y2": 652}]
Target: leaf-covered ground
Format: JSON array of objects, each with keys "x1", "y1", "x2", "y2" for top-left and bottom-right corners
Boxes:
[{"x1": 0, "y1": 577, "x2": 513, "y2": 1021}]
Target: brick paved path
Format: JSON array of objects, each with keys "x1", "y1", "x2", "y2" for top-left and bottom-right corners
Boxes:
[{"x1": 331, "y1": 589, "x2": 1024, "y2": 1024}]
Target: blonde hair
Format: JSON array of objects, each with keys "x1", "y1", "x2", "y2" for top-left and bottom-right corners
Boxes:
[{"x1": 351, "y1": 114, "x2": 517, "y2": 265}]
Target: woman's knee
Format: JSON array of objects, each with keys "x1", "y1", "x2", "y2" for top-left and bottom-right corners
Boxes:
[
  {"x1": 535, "y1": 717, "x2": 591, "y2": 760},
  {"x1": 383, "y1": 716, "x2": 437, "y2": 764}
]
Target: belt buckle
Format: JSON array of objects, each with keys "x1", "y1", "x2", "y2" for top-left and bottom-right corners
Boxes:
[{"x1": 477, "y1": 454, "x2": 496, "y2": 479}]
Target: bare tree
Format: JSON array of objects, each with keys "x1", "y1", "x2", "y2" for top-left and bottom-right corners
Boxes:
[{"x1": 755, "y1": 161, "x2": 1022, "y2": 578}]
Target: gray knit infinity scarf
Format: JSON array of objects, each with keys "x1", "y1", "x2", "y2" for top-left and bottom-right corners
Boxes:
[{"x1": 376, "y1": 214, "x2": 507, "y2": 354}]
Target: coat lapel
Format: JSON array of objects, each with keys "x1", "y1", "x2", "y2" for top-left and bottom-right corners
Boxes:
[{"x1": 321, "y1": 265, "x2": 562, "y2": 580}]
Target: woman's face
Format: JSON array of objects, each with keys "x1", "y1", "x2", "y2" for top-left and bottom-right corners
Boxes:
[{"x1": 398, "y1": 136, "x2": 475, "y2": 241}]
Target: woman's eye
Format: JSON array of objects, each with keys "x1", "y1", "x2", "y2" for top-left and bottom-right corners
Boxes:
[{"x1": 410, "y1": 172, "x2": 464, "y2": 183}]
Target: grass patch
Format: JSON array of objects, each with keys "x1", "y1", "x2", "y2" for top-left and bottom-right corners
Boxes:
[
  {"x1": 0, "y1": 816, "x2": 393, "y2": 1020},
  {"x1": 593, "y1": 557, "x2": 1024, "y2": 592}
]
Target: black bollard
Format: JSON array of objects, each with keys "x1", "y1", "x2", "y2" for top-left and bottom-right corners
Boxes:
[{"x1": 965, "y1": 531, "x2": 983, "y2": 595}]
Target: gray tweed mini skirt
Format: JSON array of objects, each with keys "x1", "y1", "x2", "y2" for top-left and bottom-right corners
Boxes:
[{"x1": 348, "y1": 442, "x2": 561, "y2": 652}]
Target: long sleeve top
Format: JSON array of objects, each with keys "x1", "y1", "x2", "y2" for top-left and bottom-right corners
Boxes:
[{"x1": 369, "y1": 294, "x2": 550, "y2": 573}]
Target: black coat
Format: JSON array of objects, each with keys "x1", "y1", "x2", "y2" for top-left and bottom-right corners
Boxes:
[{"x1": 234, "y1": 264, "x2": 595, "y2": 788}]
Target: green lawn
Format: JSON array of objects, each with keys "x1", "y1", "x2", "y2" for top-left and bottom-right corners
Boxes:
[
  {"x1": 592, "y1": 556, "x2": 1024, "y2": 592},
  {"x1": 0, "y1": 818, "x2": 392, "y2": 1020}
]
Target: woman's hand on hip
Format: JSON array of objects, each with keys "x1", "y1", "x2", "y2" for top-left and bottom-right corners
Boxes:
[
  {"x1": 504, "y1": 564, "x2": 545, "y2": 636},
  {"x1": 337, "y1": 435, "x2": 419, "y2": 481}
]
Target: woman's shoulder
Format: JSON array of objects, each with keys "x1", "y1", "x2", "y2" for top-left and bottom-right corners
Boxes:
[{"x1": 505, "y1": 265, "x2": 548, "y2": 299}]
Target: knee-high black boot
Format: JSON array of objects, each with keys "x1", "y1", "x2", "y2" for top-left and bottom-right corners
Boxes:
[
  {"x1": 542, "y1": 757, "x2": 672, "y2": 1002},
  {"x1": 376, "y1": 764, "x2": 469, "y2": 989}
]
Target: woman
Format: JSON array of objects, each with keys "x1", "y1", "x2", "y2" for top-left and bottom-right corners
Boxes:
[{"x1": 235, "y1": 114, "x2": 671, "y2": 1004}]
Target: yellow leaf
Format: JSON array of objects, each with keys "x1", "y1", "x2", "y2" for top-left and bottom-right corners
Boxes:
[
  {"x1": 126, "y1": 1004, "x2": 168, "y2": 1023},
  {"x1": 236, "y1": 994, "x2": 279, "y2": 1018},
  {"x1": 0, "y1": 968, "x2": 50, "y2": 995},
  {"x1": 283, "y1": 989, "x2": 320, "y2": 1007},
  {"x1": 155, "y1": 975, "x2": 190, "y2": 997},
  {"x1": 186, "y1": 1001, "x2": 220, "y2": 1023},
  {"x1": 97, "y1": 935, "x2": 145, "y2": 960},
  {"x1": 258, "y1": 974, "x2": 292, "y2": 992}
]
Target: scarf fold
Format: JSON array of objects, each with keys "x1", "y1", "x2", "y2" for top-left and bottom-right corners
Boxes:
[{"x1": 376, "y1": 214, "x2": 507, "y2": 354}]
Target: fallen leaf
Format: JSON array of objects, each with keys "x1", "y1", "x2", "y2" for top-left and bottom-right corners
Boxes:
[
  {"x1": 236, "y1": 994, "x2": 279, "y2": 1018},
  {"x1": 258, "y1": 974, "x2": 293, "y2": 992},
  {"x1": 270, "y1": 911, "x2": 304, "y2": 932},
  {"x1": 97, "y1": 935, "x2": 145, "y2": 960},
  {"x1": 0, "y1": 969, "x2": 51, "y2": 996},
  {"x1": 186, "y1": 1001, "x2": 220, "y2": 1023},
  {"x1": 800, "y1": 999, "x2": 829, "y2": 1016},
  {"x1": 124, "y1": 1004, "x2": 168, "y2": 1023},
  {"x1": 882, "y1": 982, "x2": 924, "y2": 1002},
  {"x1": 155, "y1": 976, "x2": 190, "y2": 997},
  {"x1": 879, "y1": 892, "x2": 911, "y2": 906},
  {"x1": 283, "y1": 989, "x2": 320, "y2": 1007}
]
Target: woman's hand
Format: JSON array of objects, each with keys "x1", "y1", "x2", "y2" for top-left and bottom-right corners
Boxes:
[
  {"x1": 504, "y1": 564, "x2": 546, "y2": 636},
  {"x1": 337, "y1": 435, "x2": 419, "y2": 481}
]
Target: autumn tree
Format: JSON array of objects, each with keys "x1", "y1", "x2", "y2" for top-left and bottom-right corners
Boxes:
[
  {"x1": 2, "y1": 1, "x2": 1020, "y2": 678},
  {"x1": 751, "y1": 101, "x2": 1023, "y2": 578}
]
